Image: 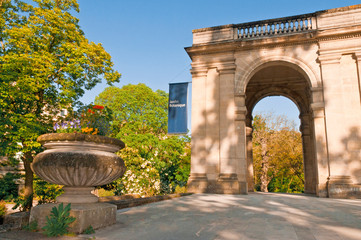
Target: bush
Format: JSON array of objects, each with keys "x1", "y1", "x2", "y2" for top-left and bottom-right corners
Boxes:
[
  {"x1": 0, "y1": 200, "x2": 7, "y2": 224},
  {"x1": 94, "y1": 188, "x2": 114, "y2": 197},
  {"x1": 22, "y1": 220, "x2": 38, "y2": 232},
  {"x1": 34, "y1": 176, "x2": 63, "y2": 204},
  {"x1": 174, "y1": 185, "x2": 187, "y2": 194},
  {"x1": 42, "y1": 203, "x2": 76, "y2": 237},
  {"x1": 0, "y1": 200, "x2": 7, "y2": 217},
  {"x1": 83, "y1": 225, "x2": 95, "y2": 234},
  {"x1": 0, "y1": 173, "x2": 20, "y2": 201},
  {"x1": 12, "y1": 194, "x2": 33, "y2": 212}
]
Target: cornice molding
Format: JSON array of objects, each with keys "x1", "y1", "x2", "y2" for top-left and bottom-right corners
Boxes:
[
  {"x1": 190, "y1": 60, "x2": 236, "y2": 77},
  {"x1": 235, "y1": 106, "x2": 247, "y2": 121},
  {"x1": 354, "y1": 51, "x2": 361, "y2": 60},
  {"x1": 311, "y1": 102, "x2": 325, "y2": 119},
  {"x1": 317, "y1": 54, "x2": 341, "y2": 65},
  {"x1": 186, "y1": 30, "x2": 361, "y2": 58}
]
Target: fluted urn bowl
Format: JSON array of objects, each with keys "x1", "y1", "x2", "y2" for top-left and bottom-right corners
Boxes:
[{"x1": 32, "y1": 133, "x2": 126, "y2": 203}]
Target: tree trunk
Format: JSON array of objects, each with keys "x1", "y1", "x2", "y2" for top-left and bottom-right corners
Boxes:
[
  {"x1": 22, "y1": 153, "x2": 34, "y2": 211},
  {"x1": 260, "y1": 139, "x2": 269, "y2": 192}
]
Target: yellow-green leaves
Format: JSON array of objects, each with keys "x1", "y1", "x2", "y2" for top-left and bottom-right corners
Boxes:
[
  {"x1": 253, "y1": 113, "x2": 304, "y2": 193},
  {"x1": 0, "y1": 0, "x2": 120, "y2": 206}
]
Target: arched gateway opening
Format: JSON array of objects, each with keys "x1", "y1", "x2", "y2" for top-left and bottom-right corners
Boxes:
[
  {"x1": 186, "y1": 6, "x2": 361, "y2": 198},
  {"x1": 245, "y1": 62, "x2": 317, "y2": 194}
]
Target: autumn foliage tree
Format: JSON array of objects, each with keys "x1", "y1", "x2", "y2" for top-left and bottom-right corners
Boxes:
[
  {"x1": 0, "y1": 0, "x2": 120, "y2": 209},
  {"x1": 252, "y1": 113, "x2": 304, "y2": 193}
]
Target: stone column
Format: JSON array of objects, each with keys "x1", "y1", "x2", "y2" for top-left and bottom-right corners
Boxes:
[
  {"x1": 318, "y1": 52, "x2": 361, "y2": 198},
  {"x1": 300, "y1": 113, "x2": 317, "y2": 194},
  {"x1": 234, "y1": 94, "x2": 248, "y2": 194},
  {"x1": 355, "y1": 52, "x2": 361, "y2": 115},
  {"x1": 187, "y1": 66, "x2": 209, "y2": 193},
  {"x1": 310, "y1": 100, "x2": 329, "y2": 197},
  {"x1": 246, "y1": 125, "x2": 254, "y2": 192},
  {"x1": 217, "y1": 63, "x2": 241, "y2": 194},
  {"x1": 204, "y1": 68, "x2": 220, "y2": 182}
]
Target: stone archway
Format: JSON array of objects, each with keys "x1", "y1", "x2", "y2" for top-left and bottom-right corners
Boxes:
[
  {"x1": 186, "y1": 5, "x2": 361, "y2": 198},
  {"x1": 244, "y1": 62, "x2": 317, "y2": 194}
]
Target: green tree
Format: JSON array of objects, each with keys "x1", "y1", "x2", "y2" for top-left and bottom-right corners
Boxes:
[
  {"x1": 95, "y1": 84, "x2": 190, "y2": 196},
  {"x1": 0, "y1": 0, "x2": 120, "y2": 210},
  {"x1": 252, "y1": 113, "x2": 304, "y2": 193}
]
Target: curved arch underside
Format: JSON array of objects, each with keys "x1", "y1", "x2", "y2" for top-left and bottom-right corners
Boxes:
[
  {"x1": 246, "y1": 64, "x2": 311, "y2": 117},
  {"x1": 245, "y1": 63, "x2": 317, "y2": 194}
]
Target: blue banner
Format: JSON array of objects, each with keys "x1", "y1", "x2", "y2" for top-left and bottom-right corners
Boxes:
[{"x1": 168, "y1": 83, "x2": 188, "y2": 134}]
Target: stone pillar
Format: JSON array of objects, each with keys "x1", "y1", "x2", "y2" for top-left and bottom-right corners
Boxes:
[
  {"x1": 187, "y1": 67, "x2": 208, "y2": 193},
  {"x1": 300, "y1": 113, "x2": 317, "y2": 194},
  {"x1": 310, "y1": 101, "x2": 329, "y2": 197},
  {"x1": 246, "y1": 124, "x2": 254, "y2": 192},
  {"x1": 317, "y1": 53, "x2": 361, "y2": 198},
  {"x1": 355, "y1": 52, "x2": 361, "y2": 103},
  {"x1": 234, "y1": 94, "x2": 248, "y2": 194},
  {"x1": 188, "y1": 61, "x2": 240, "y2": 194},
  {"x1": 217, "y1": 64, "x2": 241, "y2": 194},
  {"x1": 204, "y1": 68, "x2": 220, "y2": 188}
]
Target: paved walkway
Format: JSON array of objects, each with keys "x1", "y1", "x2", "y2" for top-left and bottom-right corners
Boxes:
[
  {"x1": 82, "y1": 193, "x2": 361, "y2": 240},
  {"x1": 1, "y1": 193, "x2": 360, "y2": 240}
]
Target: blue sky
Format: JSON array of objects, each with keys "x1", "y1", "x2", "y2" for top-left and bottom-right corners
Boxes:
[{"x1": 76, "y1": 0, "x2": 360, "y2": 128}]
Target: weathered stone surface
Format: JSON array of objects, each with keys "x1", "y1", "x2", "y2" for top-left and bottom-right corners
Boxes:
[
  {"x1": 37, "y1": 133, "x2": 125, "y2": 148},
  {"x1": 186, "y1": 4, "x2": 361, "y2": 198},
  {"x1": 33, "y1": 150, "x2": 125, "y2": 187},
  {"x1": 31, "y1": 133, "x2": 126, "y2": 232},
  {"x1": 3, "y1": 211, "x2": 30, "y2": 231},
  {"x1": 32, "y1": 134, "x2": 126, "y2": 203},
  {"x1": 29, "y1": 203, "x2": 117, "y2": 234}
]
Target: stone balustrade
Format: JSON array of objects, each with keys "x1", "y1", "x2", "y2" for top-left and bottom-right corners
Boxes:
[{"x1": 236, "y1": 13, "x2": 315, "y2": 39}]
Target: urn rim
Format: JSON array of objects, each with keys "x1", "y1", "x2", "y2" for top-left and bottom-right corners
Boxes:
[{"x1": 37, "y1": 133, "x2": 125, "y2": 149}]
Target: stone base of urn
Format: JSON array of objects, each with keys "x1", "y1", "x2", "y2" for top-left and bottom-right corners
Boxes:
[{"x1": 29, "y1": 202, "x2": 117, "y2": 234}]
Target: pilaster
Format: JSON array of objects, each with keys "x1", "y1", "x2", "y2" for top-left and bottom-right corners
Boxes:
[
  {"x1": 246, "y1": 126, "x2": 254, "y2": 192},
  {"x1": 233, "y1": 94, "x2": 248, "y2": 194},
  {"x1": 310, "y1": 100, "x2": 329, "y2": 197},
  {"x1": 300, "y1": 113, "x2": 317, "y2": 194}
]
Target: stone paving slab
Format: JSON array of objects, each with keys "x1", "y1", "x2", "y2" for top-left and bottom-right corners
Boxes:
[
  {"x1": 1, "y1": 193, "x2": 360, "y2": 240},
  {"x1": 81, "y1": 193, "x2": 361, "y2": 240}
]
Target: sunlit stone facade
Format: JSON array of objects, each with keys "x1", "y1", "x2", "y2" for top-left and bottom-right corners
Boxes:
[{"x1": 186, "y1": 5, "x2": 361, "y2": 198}]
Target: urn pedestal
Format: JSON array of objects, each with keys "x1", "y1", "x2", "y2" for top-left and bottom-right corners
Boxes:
[{"x1": 29, "y1": 133, "x2": 126, "y2": 233}]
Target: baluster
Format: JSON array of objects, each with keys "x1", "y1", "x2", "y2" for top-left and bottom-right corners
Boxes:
[
  {"x1": 287, "y1": 20, "x2": 291, "y2": 33},
  {"x1": 242, "y1": 28, "x2": 246, "y2": 38},
  {"x1": 247, "y1": 27, "x2": 250, "y2": 38},
  {"x1": 251, "y1": 26, "x2": 255, "y2": 37},
  {"x1": 278, "y1": 22, "x2": 283, "y2": 34},
  {"x1": 292, "y1": 19, "x2": 297, "y2": 32},
  {"x1": 256, "y1": 25, "x2": 259, "y2": 36},
  {"x1": 297, "y1": 19, "x2": 301, "y2": 31},
  {"x1": 274, "y1": 22, "x2": 278, "y2": 35},
  {"x1": 307, "y1": 17, "x2": 312, "y2": 30},
  {"x1": 302, "y1": 18, "x2": 306, "y2": 30},
  {"x1": 260, "y1": 24, "x2": 264, "y2": 36},
  {"x1": 264, "y1": 23, "x2": 269, "y2": 35}
]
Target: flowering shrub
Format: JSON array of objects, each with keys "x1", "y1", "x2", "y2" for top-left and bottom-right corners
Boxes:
[
  {"x1": 54, "y1": 104, "x2": 112, "y2": 136},
  {"x1": 114, "y1": 147, "x2": 161, "y2": 197}
]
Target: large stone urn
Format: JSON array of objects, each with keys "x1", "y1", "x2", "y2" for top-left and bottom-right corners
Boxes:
[{"x1": 29, "y1": 133, "x2": 126, "y2": 233}]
